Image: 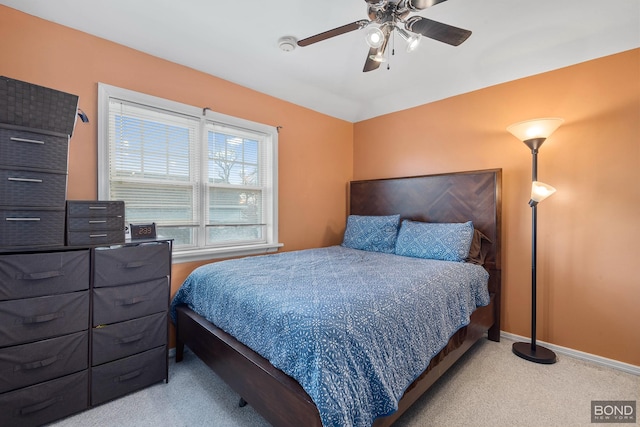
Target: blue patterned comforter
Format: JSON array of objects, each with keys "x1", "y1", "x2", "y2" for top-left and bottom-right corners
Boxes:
[{"x1": 170, "y1": 246, "x2": 490, "y2": 427}]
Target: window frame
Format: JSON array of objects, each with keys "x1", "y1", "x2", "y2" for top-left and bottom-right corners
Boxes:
[{"x1": 97, "y1": 83, "x2": 282, "y2": 263}]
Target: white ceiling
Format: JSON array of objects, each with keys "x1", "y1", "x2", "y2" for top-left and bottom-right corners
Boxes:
[{"x1": 2, "y1": 0, "x2": 639, "y2": 122}]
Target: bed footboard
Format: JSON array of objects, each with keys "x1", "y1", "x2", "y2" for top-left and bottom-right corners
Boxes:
[
  {"x1": 175, "y1": 295, "x2": 495, "y2": 427},
  {"x1": 176, "y1": 305, "x2": 323, "y2": 427}
]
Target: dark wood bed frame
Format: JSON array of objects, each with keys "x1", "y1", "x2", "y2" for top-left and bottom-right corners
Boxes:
[{"x1": 175, "y1": 168, "x2": 502, "y2": 427}]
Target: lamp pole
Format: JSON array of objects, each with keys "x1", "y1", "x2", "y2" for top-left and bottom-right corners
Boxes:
[
  {"x1": 507, "y1": 118, "x2": 563, "y2": 365},
  {"x1": 511, "y1": 137, "x2": 557, "y2": 364}
]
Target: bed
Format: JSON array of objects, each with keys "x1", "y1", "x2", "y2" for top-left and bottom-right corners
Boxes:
[{"x1": 171, "y1": 168, "x2": 502, "y2": 427}]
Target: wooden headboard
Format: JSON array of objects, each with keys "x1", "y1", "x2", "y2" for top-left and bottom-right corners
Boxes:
[{"x1": 349, "y1": 169, "x2": 502, "y2": 329}]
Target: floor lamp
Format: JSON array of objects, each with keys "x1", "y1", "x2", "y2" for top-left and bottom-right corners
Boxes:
[{"x1": 507, "y1": 117, "x2": 563, "y2": 364}]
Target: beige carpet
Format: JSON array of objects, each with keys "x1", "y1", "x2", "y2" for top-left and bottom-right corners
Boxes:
[{"x1": 50, "y1": 337, "x2": 639, "y2": 427}]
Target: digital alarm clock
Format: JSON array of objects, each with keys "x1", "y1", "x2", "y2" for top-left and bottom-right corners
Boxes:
[{"x1": 129, "y1": 223, "x2": 157, "y2": 240}]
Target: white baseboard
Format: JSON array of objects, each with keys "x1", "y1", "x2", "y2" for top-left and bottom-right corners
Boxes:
[{"x1": 500, "y1": 331, "x2": 640, "y2": 376}]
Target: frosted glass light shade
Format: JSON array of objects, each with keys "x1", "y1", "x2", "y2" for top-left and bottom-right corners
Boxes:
[
  {"x1": 365, "y1": 27, "x2": 385, "y2": 48},
  {"x1": 369, "y1": 51, "x2": 387, "y2": 62},
  {"x1": 507, "y1": 118, "x2": 564, "y2": 142},
  {"x1": 530, "y1": 181, "x2": 556, "y2": 203},
  {"x1": 397, "y1": 27, "x2": 421, "y2": 52}
]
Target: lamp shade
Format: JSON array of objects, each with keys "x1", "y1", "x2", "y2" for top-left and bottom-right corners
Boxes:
[
  {"x1": 530, "y1": 181, "x2": 556, "y2": 204},
  {"x1": 507, "y1": 118, "x2": 564, "y2": 142}
]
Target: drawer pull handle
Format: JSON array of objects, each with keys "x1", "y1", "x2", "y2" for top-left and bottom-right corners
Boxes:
[
  {"x1": 89, "y1": 220, "x2": 107, "y2": 224},
  {"x1": 88, "y1": 206, "x2": 107, "y2": 210},
  {"x1": 5, "y1": 217, "x2": 41, "y2": 221},
  {"x1": 118, "y1": 332, "x2": 145, "y2": 344},
  {"x1": 17, "y1": 355, "x2": 59, "y2": 371},
  {"x1": 118, "y1": 369, "x2": 142, "y2": 382},
  {"x1": 10, "y1": 136, "x2": 45, "y2": 145},
  {"x1": 89, "y1": 234, "x2": 108, "y2": 238},
  {"x1": 7, "y1": 177, "x2": 43, "y2": 183},
  {"x1": 21, "y1": 311, "x2": 65, "y2": 324},
  {"x1": 22, "y1": 270, "x2": 63, "y2": 280},
  {"x1": 20, "y1": 396, "x2": 63, "y2": 415},
  {"x1": 118, "y1": 297, "x2": 146, "y2": 306},
  {"x1": 125, "y1": 261, "x2": 146, "y2": 268}
]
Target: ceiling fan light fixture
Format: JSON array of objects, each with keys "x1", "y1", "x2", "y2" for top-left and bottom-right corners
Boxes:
[
  {"x1": 397, "y1": 27, "x2": 421, "y2": 52},
  {"x1": 369, "y1": 51, "x2": 387, "y2": 63},
  {"x1": 365, "y1": 26, "x2": 385, "y2": 48}
]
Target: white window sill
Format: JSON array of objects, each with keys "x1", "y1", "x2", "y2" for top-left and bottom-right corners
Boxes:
[{"x1": 171, "y1": 243, "x2": 284, "y2": 264}]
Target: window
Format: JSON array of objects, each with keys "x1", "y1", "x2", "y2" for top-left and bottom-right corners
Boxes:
[{"x1": 98, "y1": 84, "x2": 280, "y2": 262}]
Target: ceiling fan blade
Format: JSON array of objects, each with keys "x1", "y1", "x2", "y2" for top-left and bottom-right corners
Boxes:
[
  {"x1": 363, "y1": 46, "x2": 383, "y2": 72},
  {"x1": 405, "y1": 16, "x2": 471, "y2": 46},
  {"x1": 297, "y1": 20, "x2": 369, "y2": 47}
]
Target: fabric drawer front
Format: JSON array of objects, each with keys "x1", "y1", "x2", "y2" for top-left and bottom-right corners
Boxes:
[
  {"x1": 66, "y1": 230, "x2": 125, "y2": 247},
  {"x1": 0, "y1": 250, "x2": 89, "y2": 301},
  {"x1": 94, "y1": 243, "x2": 171, "y2": 287},
  {"x1": 92, "y1": 312, "x2": 167, "y2": 366},
  {"x1": 0, "y1": 291, "x2": 89, "y2": 347},
  {"x1": 66, "y1": 200, "x2": 124, "y2": 217},
  {"x1": 91, "y1": 345, "x2": 166, "y2": 406},
  {"x1": 93, "y1": 278, "x2": 168, "y2": 326},
  {"x1": 0, "y1": 169, "x2": 67, "y2": 208},
  {"x1": 0, "y1": 331, "x2": 88, "y2": 393},
  {"x1": 0, "y1": 208, "x2": 65, "y2": 247},
  {"x1": 66, "y1": 216, "x2": 124, "y2": 232},
  {"x1": 0, "y1": 370, "x2": 88, "y2": 427},
  {"x1": 0, "y1": 128, "x2": 69, "y2": 173}
]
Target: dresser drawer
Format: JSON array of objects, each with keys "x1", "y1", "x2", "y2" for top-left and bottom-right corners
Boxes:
[
  {"x1": 0, "y1": 169, "x2": 66, "y2": 208},
  {"x1": 66, "y1": 216, "x2": 124, "y2": 232},
  {"x1": 93, "y1": 277, "x2": 168, "y2": 326},
  {"x1": 0, "y1": 250, "x2": 89, "y2": 301},
  {"x1": 0, "y1": 291, "x2": 89, "y2": 347},
  {"x1": 0, "y1": 370, "x2": 88, "y2": 427},
  {"x1": 0, "y1": 331, "x2": 88, "y2": 393},
  {"x1": 0, "y1": 208, "x2": 65, "y2": 248},
  {"x1": 92, "y1": 312, "x2": 166, "y2": 366},
  {"x1": 94, "y1": 242, "x2": 171, "y2": 287},
  {"x1": 0, "y1": 128, "x2": 68, "y2": 173},
  {"x1": 66, "y1": 229, "x2": 125, "y2": 247},
  {"x1": 91, "y1": 346, "x2": 165, "y2": 406},
  {"x1": 66, "y1": 200, "x2": 124, "y2": 217}
]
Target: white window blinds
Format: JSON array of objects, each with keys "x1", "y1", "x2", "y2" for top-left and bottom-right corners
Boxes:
[
  {"x1": 204, "y1": 122, "x2": 272, "y2": 246},
  {"x1": 98, "y1": 84, "x2": 280, "y2": 261},
  {"x1": 107, "y1": 100, "x2": 200, "y2": 228}
]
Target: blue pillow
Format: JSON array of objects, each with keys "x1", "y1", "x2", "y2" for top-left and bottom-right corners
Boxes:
[
  {"x1": 395, "y1": 220, "x2": 474, "y2": 262},
  {"x1": 342, "y1": 214, "x2": 400, "y2": 254}
]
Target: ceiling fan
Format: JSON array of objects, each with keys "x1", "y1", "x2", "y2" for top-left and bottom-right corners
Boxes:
[{"x1": 297, "y1": 0, "x2": 472, "y2": 72}]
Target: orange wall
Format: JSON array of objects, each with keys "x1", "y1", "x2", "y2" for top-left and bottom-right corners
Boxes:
[
  {"x1": 2, "y1": 6, "x2": 638, "y2": 366},
  {"x1": 0, "y1": 6, "x2": 353, "y2": 346},
  {"x1": 354, "y1": 49, "x2": 640, "y2": 365}
]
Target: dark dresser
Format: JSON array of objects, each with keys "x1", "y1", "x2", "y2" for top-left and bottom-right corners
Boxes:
[
  {"x1": 91, "y1": 240, "x2": 171, "y2": 406},
  {"x1": 66, "y1": 200, "x2": 125, "y2": 246},
  {"x1": 0, "y1": 240, "x2": 172, "y2": 426},
  {"x1": 0, "y1": 78, "x2": 169, "y2": 426},
  {"x1": 0, "y1": 76, "x2": 78, "y2": 248},
  {"x1": 0, "y1": 249, "x2": 90, "y2": 426}
]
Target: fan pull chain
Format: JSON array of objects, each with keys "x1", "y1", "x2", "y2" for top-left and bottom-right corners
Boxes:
[{"x1": 388, "y1": 30, "x2": 394, "y2": 70}]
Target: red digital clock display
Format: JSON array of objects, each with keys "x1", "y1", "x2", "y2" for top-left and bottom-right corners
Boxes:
[{"x1": 130, "y1": 223, "x2": 157, "y2": 240}]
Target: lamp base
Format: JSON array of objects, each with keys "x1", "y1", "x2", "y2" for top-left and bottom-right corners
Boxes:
[{"x1": 512, "y1": 341, "x2": 557, "y2": 364}]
